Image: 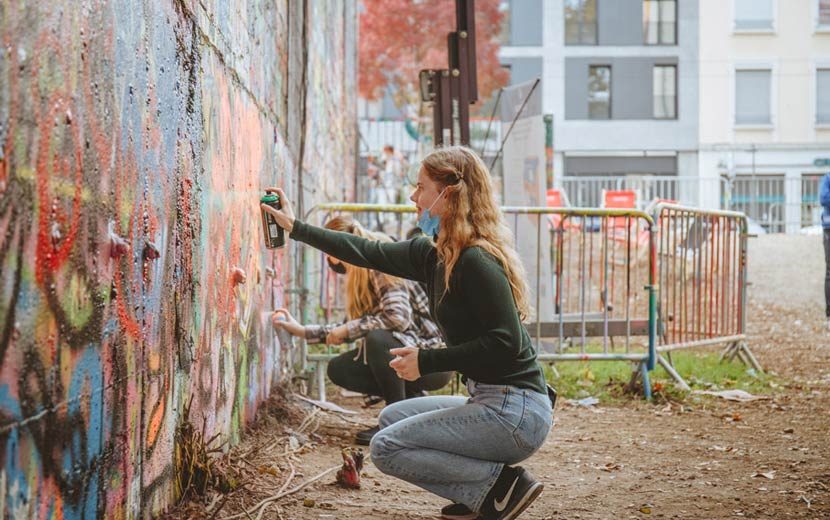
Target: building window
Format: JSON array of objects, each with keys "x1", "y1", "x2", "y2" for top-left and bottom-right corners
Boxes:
[
  {"x1": 643, "y1": 0, "x2": 676, "y2": 44},
  {"x1": 653, "y1": 65, "x2": 677, "y2": 119},
  {"x1": 565, "y1": 0, "x2": 597, "y2": 45},
  {"x1": 819, "y1": 0, "x2": 830, "y2": 28},
  {"x1": 734, "y1": 0, "x2": 774, "y2": 31},
  {"x1": 588, "y1": 66, "x2": 611, "y2": 119},
  {"x1": 818, "y1": 69, "x2": 830, "y2": 124},
  {"x1": 735, "y1": 69, "x2": 772, "y2": 125}
]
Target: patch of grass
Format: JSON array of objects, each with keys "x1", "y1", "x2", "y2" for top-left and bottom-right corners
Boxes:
[
  {"x1": 543, "y1": 350, "x2": 780, "y2": 404},
  {"x1": 310, "y1": 342, "x2": 780, "y2": 406},
  {"x1": 652, "y1": 351, "x2": 775, "y2": 394},
  {"x1": 542, "y1": 358, "x2": 635, "y2": 404}
]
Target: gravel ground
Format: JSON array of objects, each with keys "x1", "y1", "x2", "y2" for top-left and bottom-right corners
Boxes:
[{"x1": 747, "y1": 234, "x2": 824, "y2": 313}]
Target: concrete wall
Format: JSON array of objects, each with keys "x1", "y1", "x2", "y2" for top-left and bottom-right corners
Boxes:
[{"x1": 0, "y1": 0, "x2": 356, "y2": 517}]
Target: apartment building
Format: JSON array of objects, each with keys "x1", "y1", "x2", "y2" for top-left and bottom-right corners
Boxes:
[
  {"x1": 500, "y1": 0, "x2": 700, "y2": 208},
  {"x1": 697, "y1": 0, "x2": 830, "y2": 232}
]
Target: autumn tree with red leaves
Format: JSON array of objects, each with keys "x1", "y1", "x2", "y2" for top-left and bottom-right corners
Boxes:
[{"x1": 359, "y1": 0, "x2": 508, "y2": 112}]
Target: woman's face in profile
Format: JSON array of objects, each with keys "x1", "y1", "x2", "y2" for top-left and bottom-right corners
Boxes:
[{"x1": 410, "y1": 167, "x2": 446, "y2": 219}]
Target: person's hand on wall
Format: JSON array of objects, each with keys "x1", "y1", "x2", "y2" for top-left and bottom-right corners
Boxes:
[
  {"x1": 272, "y1": 309, "x2": 305, "y2": 337},
  {"x1": 261, "y1": 187, "x2": 296, "y2": 233},
  {"x1": 389, "y1": 347, "x2": 420, "y2": 381},
  {"x1": 325, "y1": 325, "x2": 349, "y2": 345}
]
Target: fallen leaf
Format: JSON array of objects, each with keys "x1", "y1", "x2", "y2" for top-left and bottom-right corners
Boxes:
[
  {"x1": 258, "y1": 465, "x2": 279, "y2": 477},
  {"x1": 639, "y1": 503, "x2": 653, "y2": 514},
  {"x1": 582, "y1": 368, "x2": 595, "y2": 381}
]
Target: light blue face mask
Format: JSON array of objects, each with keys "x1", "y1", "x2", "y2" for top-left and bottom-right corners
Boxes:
[{"x1": 416, "y1": 188, "x2": 447, "y2": 237}]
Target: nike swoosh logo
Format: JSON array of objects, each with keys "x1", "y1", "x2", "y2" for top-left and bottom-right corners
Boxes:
[{"x1": 494, "y1": 476, "x2": 520, "y2": 512}]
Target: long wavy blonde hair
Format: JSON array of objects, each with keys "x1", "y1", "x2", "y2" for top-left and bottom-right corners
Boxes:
[
  {"x1": 421, "y1": 146, "x2": 532, "y2": 321},
  {"x1": 324, "y1": 215, "x2": 399, "y2": 319}
]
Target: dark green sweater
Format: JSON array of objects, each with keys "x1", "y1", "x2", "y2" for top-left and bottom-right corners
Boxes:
[{"x1": 290, "y1": 220, "x2": 547, "y2": 394}]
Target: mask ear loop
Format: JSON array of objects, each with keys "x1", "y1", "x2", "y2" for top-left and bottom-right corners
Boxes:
[{"x1": 426, "y1": 187, "x2": 448, "y2": 213}]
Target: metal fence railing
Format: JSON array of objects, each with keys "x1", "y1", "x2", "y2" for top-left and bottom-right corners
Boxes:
[
  {"x1": 800, "y1": 174, "x2": 824, "y2": 229},
  {"x1": 292, "y1": 202, "x2": 763, "y2": 401},
  {"x1": 727, "y1": 175, "x2": 786, "y2": 233},
  {"x1": 558, "y1": 174, "x2": 827, "y2": 233},
  {"x1": 559, "y1": 176, "x2": 718, "y2": 208},
  {"x1": 651, "y1": 204, "x2": 761, "y2": 389},
  {"x1": 298, "y1": 203, "x2": 663, "y2": 401},
  {"x1": 504, "y1": 207, "x2": 657, "y2": 379}
]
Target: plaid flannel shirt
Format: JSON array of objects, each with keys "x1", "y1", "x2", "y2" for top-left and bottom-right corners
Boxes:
[{"x1": 305, "y1": 270, "x2": 444, "y2": 354}]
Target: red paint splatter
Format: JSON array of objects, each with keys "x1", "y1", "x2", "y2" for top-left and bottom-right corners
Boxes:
[{"x1": 34, "y1": 94, "x2": 84, "y2": 286}]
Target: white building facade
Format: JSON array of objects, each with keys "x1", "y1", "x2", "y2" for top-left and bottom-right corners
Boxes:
[
  {"x1": 498, "y1": 0, "x2": 830, "y2": 231},
  {"x1": 698, "y1": 0, "x2": 830, "y2": 232}
]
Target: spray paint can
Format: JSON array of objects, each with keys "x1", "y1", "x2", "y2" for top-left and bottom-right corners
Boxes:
[{"x1": 260, "y1": 192, "x2": 285, "y2": 249}]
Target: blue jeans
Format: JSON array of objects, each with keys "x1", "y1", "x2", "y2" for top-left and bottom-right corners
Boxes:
[{"x1": 369, "y1": 379, "x2": 553, "y2": 511}]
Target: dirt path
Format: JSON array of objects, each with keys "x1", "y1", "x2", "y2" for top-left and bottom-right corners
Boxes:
[
  {"x1": 170, "y1": 235, "x2": 830, "y2": 519},
  {"x1": 239, "y1": 372, "x2": 829, "y2": 519}
]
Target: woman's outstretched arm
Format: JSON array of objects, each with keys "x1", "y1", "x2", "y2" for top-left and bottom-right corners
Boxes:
[{"x1": 260, "y1": 187, "x2": 432, "y2": 282}]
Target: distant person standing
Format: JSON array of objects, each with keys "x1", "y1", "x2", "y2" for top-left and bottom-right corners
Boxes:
[
  {"x1": 381, "y1": 144, "x2": 407, "y2": 189},
  {"x1": 381, "y1": 144, "x2": 409, "y2": 235},
  {"x1": 366, "y1": 155, "x2": 386, "y2": 231},
  {"x1": 368, "y1": 146, "x2": 400, "y2": 234},
  {"x1": 821, "y1": 171, "x2": 830, "y2": 331}
]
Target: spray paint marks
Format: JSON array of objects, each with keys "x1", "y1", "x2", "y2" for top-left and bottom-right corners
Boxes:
[{"x1": 0, "y1": 0, "x2": 356, "y2": 517}]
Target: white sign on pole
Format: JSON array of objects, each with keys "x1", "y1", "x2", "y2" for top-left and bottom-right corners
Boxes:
[{"x1": 499, "y1": 80, "x2": 555, "y2": 328}]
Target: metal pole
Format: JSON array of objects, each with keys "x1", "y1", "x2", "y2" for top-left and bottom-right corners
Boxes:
[
  {"x1": 489, "y1": 78, "x2": 541, "y2": 170},
  {"x1": 479, "y1": 88, "x2": 503, "y2": 157},
  {"x1": 657, "y1": 355, "x2": 690, "y2": 390},
  {"x1": 536, "y1": 214, "x2": 542, "y2": 350}
]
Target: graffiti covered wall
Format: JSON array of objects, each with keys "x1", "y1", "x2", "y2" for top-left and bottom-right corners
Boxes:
[{"x1": 0, "y1": 0, "x2": 356, "y2": 517}]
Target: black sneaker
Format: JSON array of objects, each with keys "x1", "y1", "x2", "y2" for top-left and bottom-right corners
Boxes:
[
  {"x1": 440, "y1": 502, "x2": 479, "y2": 520},
  {"x1": 354, "y1": 425, "x2": 379, "y2": 446},
  {"x1": 479, "y1": 466, "x2": 544, "y2": 520}
]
